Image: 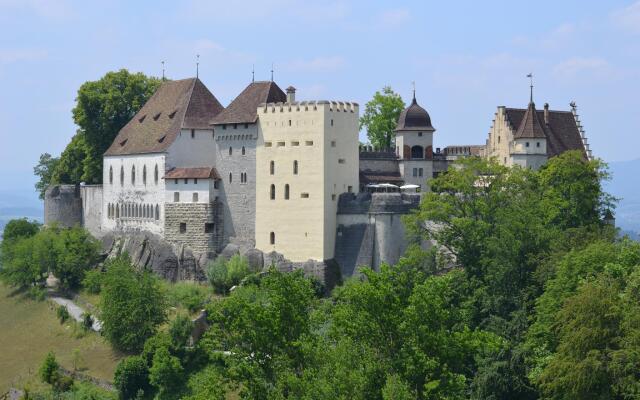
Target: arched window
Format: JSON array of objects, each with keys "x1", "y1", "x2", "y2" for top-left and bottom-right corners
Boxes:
[
  {"x1": 270, "y1": 184, "x2": 275, "y2": 200},
  {"x1": 143, "y1": 165, "x2": 147, "y2": 185},
  {"x1": 155, "y1": 204, "x2": 160, "y2": 220},
  {"x1": 154, "y1": 164, "x2": 159, "y2": 184},
  {"x1": 109, "y1": 166, "x2": 113, "y2": 184},
  {"x1": 270, "y1": 161, "x2": 275, "y2": 175},
  {"x1": 242, "y1": 146, "x2": 246, "y2": 155},
  {"x1": 284, "y1": 184, "x2": 290, "y2": 200},
  {"x1": 116, "y1": 204, "x2": 119, "y2": 218},
  {"x1": 293, "y1": 160, "x2": 298, "y2": 175},
  {"x1": 411, "y1": 145, "x2": 424, "y2": 159},
  {"x1": 270, "y1": 232, "x2": 275, "y2": 245},
  {"x1": 131, "y1": 165, "x2": 136, "y2": 184},
  {"x1": 229, "y1": 173, "x2": 232, "y2": 183},
  {"x1": 229, "y1": 146, "x2": 232, "y2": 156},
  {"x1": 120, "y1": 166, "x2": 124, "y2": 186}
]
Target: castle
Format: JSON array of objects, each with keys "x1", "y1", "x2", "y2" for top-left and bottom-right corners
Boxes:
[{"x1": 44, "y1": 77, "x2": 591, "y2": 280}]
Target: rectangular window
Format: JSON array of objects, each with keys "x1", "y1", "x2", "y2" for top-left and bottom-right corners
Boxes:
[
  {"x1": 301, "y1": 193, "x2": 309, "y2": 198},
  {"x1": 192, "y1": 192, "x2": 198, "y2": 202},
  {"x1": 184, "y1": 178, "x2": 188, "y2": 184},
  {"x1": 338, "y1": 159, "x2": 345, "y2": 164},
  {"x1": 305, "y1": 141, "x2": 313, "y2": 146},
  {"x1": 331, "y1": 194, "x2": 336, "y2": 201},
  {"x1": 265, "y1": 142, "x2": 272, "y2": 147},
  {"x1": 204, "y1": 223, "x2": 214, "y2": 233},
  {"x1": 179, "y1": 223, "x2": 186, "y2": 233},
  {"x1": 348, "y1": 186, "x2": 353, "y2": 193},
  {"x1": 537, "y1": 142, "x2": 541, "y2": 148},
  {"x1": 174, "y1": 179, "x2": 178, "y2": 184},
  {"x1": 526, "y1": 142, "x2": 530, "y2": 147},
  {"x1": 418, "y1": 132, "x2": 423, "y2": 137},
  {"x1": 222, "y1": 124, "x2": 226, "y2": 130},
  {"x1": 244, "y1": 123, "x2": 249, "y2": 129},
  {"x1": 277, "y1": 141, "x2": 285, "y2": 147},
  {"x1": 233, "y1": 124, "x2": 237, "y2": 129},
  {"x1": 413, "y1": 168, "x2": 418, "y2": 177},
  {"x1": 291, "y1": 141, "x2": 299, "y2": 146},
  {"x1": 331, "y1": 119, "x2": 334, "y2": 126},
  {"x1": 419, "y1": 168, "x2": 423, "y2": 177},
  {"x1": 214, "y1": 180, "x2": 219, "y2": 189},
  {"x1": 331, "y1": 140, "x2": 336, "y2": 147},
  {"x1": 174, "y1": 192, "x2": 180, "y2": 202},
  {"x1": 194, "y1": 178, "x2": 198, "y2": 184}
]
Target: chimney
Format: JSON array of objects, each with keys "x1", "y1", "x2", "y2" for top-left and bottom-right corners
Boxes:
[
  {"x1": 286, "y1": 86, "x2": 296, "y2": 103},
  {"x1": 543, "y1": 103, "x2": 549, "y2": 125}
]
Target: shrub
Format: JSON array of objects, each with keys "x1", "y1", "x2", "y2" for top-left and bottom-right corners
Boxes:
[
  {"x1": 28, "y1": 286, "x2": 46, "y2": 301},
  {"x1": 56, "y1": 305, "x2": 70, "y2": 323},
  {"x1": 81, "y1": 312, "x2": 93, "y2": 331},
  {"x1": 167, "y1": 283, "x2": 207, "y2": 313},
  {"x1": 149, "y1": 347, "x2": 184, "y2": 397},
  {"x1": 169, "y1": 314, "x2": 194, "y2": 355},
  {"x1": 114, "y1": 356, "x2": 150, "y2": 400},
  {"x1": 82, "y1": 268, "x2": 103, "y2": 294},
  {"x1": 206, "y1": 255, "x2": 250, "y2": 294},
  {"x1": 206, "y1": 258, "x2": 228, "y2": 294},
  {"x1": 53, "y1": 226, "x2": 101, "y2": 290},
  {"x1": 39, "y1": 352, "x2": 60, "y2": 385},
  {"x1": 227, "y1": 255, "x2": 250, "y2": 286}
]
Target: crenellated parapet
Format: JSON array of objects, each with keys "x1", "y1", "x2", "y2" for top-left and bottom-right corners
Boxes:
[{"x1": 259, "y1": 100, "x2": 359, "y2": 114}]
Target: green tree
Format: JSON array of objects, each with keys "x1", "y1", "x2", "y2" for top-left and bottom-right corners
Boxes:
[
  {"x1": 149, "y1": 347, "x2": 184, "y2": 399},
  {"x1": 53, "y1": 226, "x2": 100, "y2": 289},
  {"x1": 359, "y1": 86, "x2": 405, "y2": 149},
  {"x1": 72, "y1": 70, "x2": 161, "y2": 183},
  {"x1": 39, "y1": 351, "x2": 60, "y2": 385},
  {"x1": 1, "y1": 218, "x2": 40, "y2": 243},
  {"x1": 101, "y1": 255, "x2": 168, "y2": 352},
  {"x1": 539, "y1": 150, "x2": 615, "y2": 230},
  {"x1": 51, "y1": 133, "x2": 89, "y2": 185},
  {"x1": 184, "y1": 366, "x2": 226, "y2": 400},
  {"x1": 114, "y1": 356, "x2": 150, "y2": 400},
  {"x1": 203, "y1": 269, "x2": 316, "y2": 399},
  {"x1": 34, "y1": 153, "x2": 61, "y2": 199}
]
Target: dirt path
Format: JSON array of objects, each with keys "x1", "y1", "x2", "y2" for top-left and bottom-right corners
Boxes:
[{"x1": 49, "y1": 296, "x2": 102, "y2": 332}]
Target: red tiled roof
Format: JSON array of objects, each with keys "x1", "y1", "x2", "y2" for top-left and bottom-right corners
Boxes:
[
  {"x1": 164, "y1": 167, "x2": 220, "y2": 180},
  {"x1": 105, "y1": 78, "x2": 223, "y2": 156}
]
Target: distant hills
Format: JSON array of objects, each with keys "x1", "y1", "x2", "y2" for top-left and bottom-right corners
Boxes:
[
  {"x1": 0, "y1": 189, "x2": 42, "y2": 239},
  {"x1": 606, "y1": 158, "x2": 640, "y2": 235}
]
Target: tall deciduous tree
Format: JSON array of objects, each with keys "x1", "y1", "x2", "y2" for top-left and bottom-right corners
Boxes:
[
  {"x1": 359, "y1": 86, "x2": 405, "y2": 150},
  {"x1": 101, "y1": 255, "x2": 167, "y2": 352},
  {"x1": 33, "y1": 153, "x2": 60, "y2": 199}
]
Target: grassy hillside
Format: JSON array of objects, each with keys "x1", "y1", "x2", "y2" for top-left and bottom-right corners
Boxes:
[{"x1": 0, "y1": 284, "x2": 122, "y2": 393}]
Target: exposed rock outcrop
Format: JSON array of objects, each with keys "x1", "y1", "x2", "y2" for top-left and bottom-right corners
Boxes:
[{"x1": 101, "y1": 232, "x2": 206, "y2": 281}]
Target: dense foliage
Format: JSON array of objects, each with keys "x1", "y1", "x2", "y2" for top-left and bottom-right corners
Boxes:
[
  {"x1": 100, "y1": 255, "x2": 168, "y2": 353},
  {"x1": 0, "y1": 224, "x2": 100, "y2": 290},
  {"x1": 206, "y1": 254, "x2": 252, "y2": 294},
  {"x1": 359, "y1": 86, "x2": 405, "y2": 149},
  {"x1": 34, "y1": 70, "x2": 162, "y2": 196}
]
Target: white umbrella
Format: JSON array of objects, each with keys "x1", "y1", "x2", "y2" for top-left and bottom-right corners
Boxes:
[
  {"x1": 378, "y1": 183, "x2": 399, "y2": 188},
  {"x1": 400, "y1": 184, "x2": 420, "y2": 190},
  {"x1": 366, "y1": 184, "x2": 381, "y2": 188}
]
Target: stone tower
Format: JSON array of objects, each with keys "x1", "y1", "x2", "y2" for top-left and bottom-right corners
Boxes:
[{"x1": 394, "y1": 93, "x2": 436, "y2": 189}]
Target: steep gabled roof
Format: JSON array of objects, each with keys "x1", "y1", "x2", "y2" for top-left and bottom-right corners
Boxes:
[
  {"x1": 505, "y1": 106, "x2": 586, "y2": 157},
  {"x1": 105, "y1": 78, "x2": 223, "y2": 156},
  {"x1": 210, "y1": 81, "x2": 286, "y2": 125},
  {"x1": 514, "y1": 102, "x2": 546, "y2": 139}
]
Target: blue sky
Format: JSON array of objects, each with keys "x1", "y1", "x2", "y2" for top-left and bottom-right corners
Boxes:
[{"x1": 1, "y1": 0, "x2": 639, "y2": 197}]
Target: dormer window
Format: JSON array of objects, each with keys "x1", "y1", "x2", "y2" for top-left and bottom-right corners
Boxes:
[
  {"x1": 120, "y1": 139, "x2": 128, "y2": 147},
  {"x1": 138, "y1": 115, "x2": 146, "y2": 123},
  {"x1": 153, "y1": 112, "x2": 161, "y2": 120},
  {"x1": 168, "y1": 110, "x2": 177, "y2": 119}
]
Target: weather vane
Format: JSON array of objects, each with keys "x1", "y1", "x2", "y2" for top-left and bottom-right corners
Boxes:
[
  {"x1": 196, "y1": 54, "x2": 200, "y2": 78},
  {"x1": 527, "y1": 73, "x2": 533, "y2": 102},
  {"x1": 271, "y1": 63, "x2": 274, "y2": 82}
]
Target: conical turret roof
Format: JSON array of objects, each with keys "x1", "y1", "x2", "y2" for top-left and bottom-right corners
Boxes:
[{"x1": 514, "y1": 101, "x2": 547, "y2": 139}]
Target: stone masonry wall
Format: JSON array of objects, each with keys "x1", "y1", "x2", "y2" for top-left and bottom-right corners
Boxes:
[
  {"x1": 164, "y1": 202, "x2": 221, "y2": 256},
  {"x1": 44, "y1": 185, "x2": 82, "y2": 228}
]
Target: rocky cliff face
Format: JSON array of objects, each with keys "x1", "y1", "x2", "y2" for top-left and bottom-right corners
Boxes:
[
  {"x1": 101, "y1": 232, "x2": 207, "y2": 281},
  {"x1": 100, "y1": 231, "x2": 341, "y2": 290}
]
